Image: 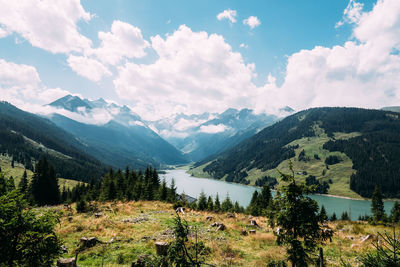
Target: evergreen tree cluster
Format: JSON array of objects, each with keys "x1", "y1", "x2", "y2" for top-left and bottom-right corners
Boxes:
[
  {"x1": 247, "y1": 185, "x2": 273, "y2": 216},
  {"x1": 305, "y1": 175, "x2": 329, "y2": 194},
  {"x1": 201, "y1": 107, "x2": 400, "y2": 198}
]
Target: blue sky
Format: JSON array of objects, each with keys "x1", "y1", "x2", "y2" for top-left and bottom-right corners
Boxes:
[{"x1": 0, "y1": 0, "x2": 399, "y2": 120}]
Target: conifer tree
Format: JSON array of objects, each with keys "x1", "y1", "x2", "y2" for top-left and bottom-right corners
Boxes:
[
  {"x1": 197, "y1": 191, "x2": 207, "y2": 211},
  {"x1": 18, "y1": 170, "x2": 28, "y2": 194},
  {"x1": 390, "y1": 201, "x2": 400, "y2": 223},
  {"x1": 319, "y1": 205, "x2": 328, "y2": 221},
  {"x1": 221, "y1": 194, "x2": 233, "y2": 212},
  {"x1": 29, "y1": 158, "x2": 60, "y2": 206},
  {"x1": 330, "y1": 212, "x2": 337, "y2": 221},
  {"x1": 214, "y1": 193, "x2": 221, "y2": 212},
  {"x1": 268, "y1": 161, "x2": 329, "y2": 266},
  {"x1": 159, "y1": 179, "x2": 168, "y2": 201},
  {"x1": 207, "y1": 196, "x2": 214, "y2": 211},
  {"x1": 169, "y1": 178, "x2": 177, "y2": 202},
  {"x1": 371, "y1": 185, "x2": 385, "y2": 222},
  {"x1": 6, "y1": 176, "x2": 15, "y2": 191}
]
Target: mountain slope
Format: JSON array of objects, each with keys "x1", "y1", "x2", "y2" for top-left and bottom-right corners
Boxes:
[
  {"x1": 47, "y1": 95, "x2": 187, "y2": 168},
  {"x1": 0, "y1": 101, "x2": 107, "y2": 181},
  {"x1": 199, "y1": 107, "x2": 400, "y2": 198},
  {"x1": 149, "y1": 108, "x2": 279, "y2": 162}
]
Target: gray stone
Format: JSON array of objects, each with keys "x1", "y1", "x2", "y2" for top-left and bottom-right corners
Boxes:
[{"x1": 57, "y1": 257, "x2": 76, "y2": 267}]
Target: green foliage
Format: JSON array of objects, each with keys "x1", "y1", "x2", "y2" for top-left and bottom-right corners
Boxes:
[
  {"x1": 206, "y1": 196, "x2": 214, "y2": 211},
  {"x1": 197, "y1": 191, "x2": 207, "y2": 211},
  {"x1": 391, "y1": 201, "x2": 400, "y2": 223},
  {"x1": 255, "y1": 175, "x2": 278, "y2": 188},
  {"x1": 167, "y1": 214, "x2": 209, "y2": 266},
  {"x1": 305, "y1": 175, "x2": 329, "y2": 194},
  {"x1": 221, "y1": 194, "x2": 233, "y2": 212},
  {"x1": 29, "y1": 157, "x2": 60, "y2": 206},
  {"x1": 324, "y1": 155, "x2": 342, "y2": 165},
  {"x1": 268, "y1": 161, "x2": 328, "y2": 266},
  {"x1": 319, "y1": 205, "x2": 328, "y2": 221},
  {"x1": 18, "y1": 170, "x2": 28, "y2": 194},
  {"x1": 330, "y1": 212, "x2": 337, "y2": 221},
  {"x1": 341, "y1": 211, "x2": 350, "y2": 221},
  {"x1": 214, "y1": 194, "x2": 221, "y2": 212},
  {"x1": 360, "y1": 229, "x2": 400, "y2": 266},
  {"x1": 0, "y1": 190, "x2": 61, "y2": 266},
  {"x1": 372, "y1": 185, "x2": 385, "y2": 222},
  {"x1": 76, "y1": 198, "x2": 88, "y2": 213}
]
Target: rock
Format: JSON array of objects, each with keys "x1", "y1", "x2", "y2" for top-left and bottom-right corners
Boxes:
[
  {"x1": 211, "y1": 222, "x2": 226, "y2": 231},
  {"x1": 94, "y1": 212, "x2": 103, "y2": 218},
  {"x1": 360, "y1": 234, "x2": 375, "y2": 243},
  {"x1": 227, "y1": 213, "x2": 235, "y2": 218},
  {"x1": 131, "y1": 254, "x2": 151, "y2": 267},
  {"x1": 206, "y1": 216, "x2": 213, "y2": 221},
  {"x1": 249, "y1": 220, "x2": 259, "y2": 227},
  {"x1": 249, "y1": 230, "x2": 256, "y2": 234},
  {"x1": 176, "y1": 207, "x2": 185, "y2": 214},
  {"x1": 241, "y1": 229, "x2": 248, "y2": 236},
  {"x1": 216, "y1": 224, "x2": 226, "y2": 231},
  {"x1": 155, "y1": 241, "x2": 169, "y2": 256},
  {"x1": 57, "y1": 257, "x2": 76, "y2": 267},
  {"x1": 79, "y1": 237, "x2": 101, "y2": 248},
  {"x1": 61, "y1": 245, "x2": 68, "y2": 253}
]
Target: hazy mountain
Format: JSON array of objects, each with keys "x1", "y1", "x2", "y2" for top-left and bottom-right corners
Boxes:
[
  {"x1": 0, "y1": 101, "x2": 107, "y2": 181},
  {"x1": 148, "y1": 108, "x2": 281, "y2": 162},
  {"x1": 199, "y1": 107, "x2": 400, "y2": 198},
  {"x1": 47, "y1": 95, "x2": 187, "y2": 169}
]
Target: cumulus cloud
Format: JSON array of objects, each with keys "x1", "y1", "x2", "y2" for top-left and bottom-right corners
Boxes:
[
  {"x1": 90, "y1": 20, "x2": 150, "y2": 65},
  {"x1": 199, "y1": 124, "x2": 228, "y2": 134},
  {"x1": 0, "y1": 0, "x2": 92, "y2": 54},
  {"x1": 217, "y1": 9, "x2": 237, "y2": 23},
  {"x1": 255, "y1": 0, "x2": 400, "y2": 114},
  {"x1": 243, "y1": 16, "x2": 261, "y2": 29},
  {"x1": 0, "y1": 59, "x2": 73, "y2": 109},
  {"x1": 67, "y1": 55, "x2": 112, "y2": 82},
  {"x1": 114, "y1": 25, "x2": 256, "y2": 120},
  {"x1": 336, "y1": 0, "x2": 364, "y2": 28}
]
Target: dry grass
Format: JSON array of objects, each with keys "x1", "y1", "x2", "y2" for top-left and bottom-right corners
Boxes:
[{"x1": 46, "y1": 200, "x2": 395, "y2": 266}]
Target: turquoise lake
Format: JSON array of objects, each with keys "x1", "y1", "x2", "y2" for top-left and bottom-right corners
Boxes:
[{"x1": 161, "y1": 170, "x2": 396, "y2": 221}]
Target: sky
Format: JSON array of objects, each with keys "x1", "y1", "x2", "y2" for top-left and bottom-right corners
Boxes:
[{"x1": 0, "y1": 0, "x2": 400, "y2": 121}]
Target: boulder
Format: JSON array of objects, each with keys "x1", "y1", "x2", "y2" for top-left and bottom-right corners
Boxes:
[
  {"x1": 57, "y1": 257, "x2": 76, "y2": 267},
  {"x1": 79, "y1": 237, "x2": 101, "y2": 248},
  {"x1": 216, "y1": 224, "x2": 226, "y2": 231},
  {"x1": 206, "y1": 216, "x2": 213, "y2": 221},
  {"x1": 249, "y1": 220, "x2": 259, "y2": 227},
  {"x1": 227, "y1": 213, "x2": 235, "y2": 218},
  {"x1": 155, "y1": 242, "x2": 169, "y2": 256}
]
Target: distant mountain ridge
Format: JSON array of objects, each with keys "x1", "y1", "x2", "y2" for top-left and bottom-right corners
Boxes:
[
  {"x1": 47, "y1": 95, "x2": 188, "y2": 169},
  {"x1": 199, "y1": 107, "x2": 400, "y2": 198},
  {"x1": 0, "y1": 101, "x2": 107, "y2": 181}
]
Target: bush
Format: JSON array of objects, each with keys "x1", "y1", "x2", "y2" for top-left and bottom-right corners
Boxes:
[
  {"x1": 0, "y1": 190, "x2": 61, "y2": 266},
  {"x1": 76, "y1": 198, "x2": 88, "y2": 213}
]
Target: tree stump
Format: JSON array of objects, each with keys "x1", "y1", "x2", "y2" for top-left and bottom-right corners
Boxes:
[
  {"x1": 155, "y1": 242, "x2": 169, "y2": 256},
  {"x1": 249, "y1": 229, "x2": 256, "y2": 234},
  {"x1": 57, "y1": 257, "x2": 76, "y2": 267}
]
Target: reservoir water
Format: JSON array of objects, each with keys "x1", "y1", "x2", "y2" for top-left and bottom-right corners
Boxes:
[{"x1": 161, "y1": 169, "x2": 396, "y2": 221}]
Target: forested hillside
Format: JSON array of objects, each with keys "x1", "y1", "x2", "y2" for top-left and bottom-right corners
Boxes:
[
  {"x1": 201, "y1": 107, "x2": 400, "y2": 198},
  {"x1": 0, "y1": 102, "x2": 107, "y2": 181}
]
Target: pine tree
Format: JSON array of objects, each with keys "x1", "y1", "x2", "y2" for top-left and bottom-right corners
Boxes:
[
  {"x1": 249, "y1": 190, "x2": 260, "y2": 216},
  {"x1": 207, "y1": 196, "x2": 214, "y2": 211},
  {"x1": 197, "y1": 191, "x2": 207, "y2": 211},
  {"x1": 371, "y1": 185, "x2": 385, "y2": 222},
  {"x1": 6, "y1": 176, "x2": 15, "y2": 191},
  {"x1": 221, "y1": 194, "x2": 233, "y2": 212},
  {"x1": 169, "y1": 178, "x2": 177, "y2": 202},
  {"x1": 214, "y1": 193, "x2": 221, "y2": 212},
  {"x1": 260, "y1": 185, "x2": 272, "y2": 209},
  {"x1": 319, "y1": 205, "x2": 328, "y2": 221},
  {"x1": 18, "y1": 170, "x2": 28, "y2": 194},
  {"x1": 268, "y1": 161, "x2": 329, "y2": 266},
  {"x1": 159, "y1": 179, "x2": 168, "y2": 201},
  {"x1": 29, "y1": 158, "x2": 60, "y2": 206},
  {"x1": 330, "y1": 212, "x2": 337, "y2": 221},
  {"x1": 341, "y1": 211, "x2": 350, "y2": 220},
  {"x1": 390, "y1": 201, "x2": 400, "y2": 223}
]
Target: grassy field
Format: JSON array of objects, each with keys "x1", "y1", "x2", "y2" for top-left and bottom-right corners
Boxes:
[
  {"x1": 0, "y1": 155, "x2": 84, "y2": 190},
  {"x1": 48, "y1": 200, "x2": 392, "y2": 266},
  {"x1": 189, "y1": 131, "x2": 363, "y2": 199}
]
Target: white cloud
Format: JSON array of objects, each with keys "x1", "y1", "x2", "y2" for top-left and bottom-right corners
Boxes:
[
  {"x1": 243, "y1": 16, "x2": 261, "y2": 29},
  {"x1": 0, "y1": 0, "x2": 92, "y2": 54},
  {"x1": 254, "y1": 0, "x2": 400, "y2": 114},
  {"x1": 217, "y1": 9, "x2": 237, "y2": 23},
  {"x1": 91, "y1": 20, "x2": 150, "y2": 65},
  {"x1": 114, "y1": 25, "x2": 256, "y2": 120},
  {"x1": 67, "y1": 55, "x2": 112, "y2": 82},
  {"x1": 199, "y1": 124, "x2": 228, "y2": 134},
  {"x1": 240, "y1": 43, "x2": 248, "y2": 48},
  {"x1": 336, "y1": 0, "x2": 364, "y2": 28}
]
